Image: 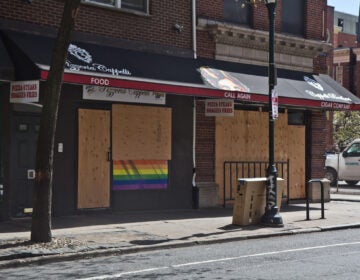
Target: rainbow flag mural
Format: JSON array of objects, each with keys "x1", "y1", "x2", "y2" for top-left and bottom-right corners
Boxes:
[{"x1": 112, "y1": 160, "x2": 168, "y2": 190}]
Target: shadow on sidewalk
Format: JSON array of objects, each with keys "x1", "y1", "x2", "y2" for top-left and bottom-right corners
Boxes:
[
  {"x1": 0, "y1": 208, "x2": 234, "y2": 234},
  {"x1": 129, "y1": 222, "x2": 267, "y2": 246}
]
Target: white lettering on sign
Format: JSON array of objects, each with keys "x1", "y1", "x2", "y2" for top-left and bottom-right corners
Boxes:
[
  {"x1": 66, "y1": 44, "x2": 132, "y2": 77},
  {"x1": 305, "y1": 90, "x2": 352, "y2": 103},
  {"x1": 224, "y1": 91, "x2": 251, "y2": 100},
  {"x1": 205, "y1": 99, "x2": 234, "y2": 117},
  {"x1": 90, "y1": 77, "x2": 110, "y2": 86},
  {"x1": 321, "y1": 101, "x2": 351, "y2": 110},
  {"x1": 83, "y1": 85, "x2": 166, "y2": 105},
  {"x1": 10, "y1": 80, "x2": 39, "y2": 103}
]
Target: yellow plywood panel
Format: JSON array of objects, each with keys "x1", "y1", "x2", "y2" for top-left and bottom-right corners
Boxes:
[
  {"x1": 275, "y1": 113, "x2": 289, "y2": 161},
  {"x1": 216, "y1": 109, "x2": 306, "y2": 202},
  {"x1": 112, "y1": 104, "x2": 171, "y2": 160},
  {"x1": 78, "y1": 109, "x2": 110, "y2": 209},
  {"x1": 287, "y1": 125, "x2": 306, "y2": 199}
]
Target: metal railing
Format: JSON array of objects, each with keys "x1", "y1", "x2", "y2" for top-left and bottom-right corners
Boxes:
[{"x1": 223, "y1": 160, "x2": 290, "y2": 207}]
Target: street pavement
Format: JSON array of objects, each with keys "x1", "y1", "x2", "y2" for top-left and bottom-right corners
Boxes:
[{"x1": 0, "y1": 185, "x2": 360, "y2": 269}]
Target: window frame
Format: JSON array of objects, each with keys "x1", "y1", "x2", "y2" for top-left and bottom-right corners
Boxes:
[
  {"x1": 82, "y1": 0, "x2": 149, "y2": 15},
  {"x1": 223, "y1": 0, "x2": 252, "y2": 26}
]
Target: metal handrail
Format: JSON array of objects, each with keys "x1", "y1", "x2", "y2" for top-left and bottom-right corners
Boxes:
[
  {"x1": 306, "y1": 179, "x2": 326, "y2": 220},
  {"x1": 223, "y1": 160, "x2": 290, "y2": 207}
]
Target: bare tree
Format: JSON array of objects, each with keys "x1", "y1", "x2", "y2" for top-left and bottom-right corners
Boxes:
[{"x1": 31, "y1": 0, "x2": 81, "y2": 243}]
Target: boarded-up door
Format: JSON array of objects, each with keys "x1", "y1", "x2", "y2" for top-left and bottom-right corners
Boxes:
[{"x1": 78, "y1": 109, "x2": 110, "y2": 209}]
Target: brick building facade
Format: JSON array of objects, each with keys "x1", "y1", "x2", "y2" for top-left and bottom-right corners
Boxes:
[
  {"x1": 332, "y1": 9, "x2": 360, "y2": 99},
  {"x1": 0, "y1": 0, "x2": 359, "y2": 220}
]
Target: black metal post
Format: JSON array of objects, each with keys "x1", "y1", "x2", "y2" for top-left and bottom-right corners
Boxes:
[{"x1": 261, "y1": 0, "x2": 283, "y2": 227}]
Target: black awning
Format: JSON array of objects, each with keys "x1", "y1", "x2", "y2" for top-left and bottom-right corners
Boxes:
[
  {"x1": 0, "y1": 34, "x2": 14, "y2": 81},
  {"x1": 2, "y1": 30, "x2": 360, "y2": 110}
]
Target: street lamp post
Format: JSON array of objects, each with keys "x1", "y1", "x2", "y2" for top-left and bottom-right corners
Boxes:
[{"x1": 261, "y1": 0, "x2": 283, "y2": 226}]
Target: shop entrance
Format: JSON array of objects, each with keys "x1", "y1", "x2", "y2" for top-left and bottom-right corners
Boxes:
[
  {"x1": 77, "y1": 109, "x2": 110, "y2": 209},
  {"x1": 10, "y1": 114, "x2": 39, "y2": 217}
]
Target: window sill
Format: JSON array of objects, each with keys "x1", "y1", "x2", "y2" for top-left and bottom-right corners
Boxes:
[{"x1": 81, "y1": 2, "x2": 150, "y2": 17}]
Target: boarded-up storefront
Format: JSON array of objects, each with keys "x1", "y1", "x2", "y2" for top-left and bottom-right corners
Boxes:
[{"x1": 215, "y1": 109, "x2": 305, "y2": 204}]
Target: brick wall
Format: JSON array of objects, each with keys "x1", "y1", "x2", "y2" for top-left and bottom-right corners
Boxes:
[
  {"x1": 252, "y1": 2, "x2": 273, "y2": 32},
  {"x1": 252, "y1": 0, "x2": 327, "y2": 40},
  {"x1": 305, "y1": 0, "x2": 327, "y2": 41},
  {"x1": 313, "y1": 55, "x2": 328, "y2": 74},
  {"x1": 354, "y1": 52, "x2": 360, "y2": 98},
  {"x1": 195, "y1": 101, "x2": 215, "y2": 182},
  {"x1": 196, "y1": 30, "x2": 215, "y2": 59},
  {"x1": 197, "y1": 0, "x2": 223, "y2": 20},
  {"x1": 0, "y1": 0, "x2": 193, "y2": 51},
  {"x1": 341, "y1": 61, "x2": 352, "y2": 92},
  {"x1": 337, "y1": 33, "x2": 357, "y2": 48}
]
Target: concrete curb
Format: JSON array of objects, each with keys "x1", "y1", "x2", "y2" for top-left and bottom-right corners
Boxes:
[{"x1": 2, "y1": 222, "x2": 360, "y2": 269}]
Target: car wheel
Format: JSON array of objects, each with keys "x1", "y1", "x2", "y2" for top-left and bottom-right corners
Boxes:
[
  {"x1": 324, "y1": 168, "x2": 337, "y2": 186},
  {"x1": 345, "y1": 181, "x2": 359, "y2": 186}
]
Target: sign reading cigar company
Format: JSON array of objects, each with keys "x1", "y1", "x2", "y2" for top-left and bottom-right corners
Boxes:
[{"x1": 10, "y1": 80, "x2": 39, "y2": 103}]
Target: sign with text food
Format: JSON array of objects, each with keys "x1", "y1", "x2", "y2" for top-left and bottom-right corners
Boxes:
[
  {"x1": 205, "y1": 99, "x2": 234, "y2": 117},
  {"x1": 83, "y1": 85, "x2": 166, "y2": 105},
  {"x1": 10, "y1": 80, "x2": 39, "y2": 103}
]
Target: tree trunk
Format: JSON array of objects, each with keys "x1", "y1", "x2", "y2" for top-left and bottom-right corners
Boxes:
[{"x1": 31, "y1": 0, "x2": 81, "y2": 243}]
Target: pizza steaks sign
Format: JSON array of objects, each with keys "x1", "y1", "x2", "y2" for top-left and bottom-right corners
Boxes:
[
  {"x1": 205, "y1": 99, "x2": 234, "y2": 117},
  {"x1": 10, "y1": 80, "x2": 39, "y2": 103}
]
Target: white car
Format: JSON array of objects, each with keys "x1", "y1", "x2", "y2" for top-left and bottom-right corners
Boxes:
[{"x1": 324, "y1": 139, "x2": 360, "y2": 186}]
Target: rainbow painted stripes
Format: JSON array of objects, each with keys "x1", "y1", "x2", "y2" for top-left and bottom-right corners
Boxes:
[{"x1": 113, "y1": 160, "x2": 168, "y2": 190}]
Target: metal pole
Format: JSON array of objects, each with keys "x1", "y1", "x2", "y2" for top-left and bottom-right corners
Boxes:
[{"x1": 261, "y1": 0, "x2": 283, "y2": 227}]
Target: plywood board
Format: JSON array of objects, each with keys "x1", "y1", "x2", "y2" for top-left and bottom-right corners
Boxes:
[
  {"x1": 112, "y1": 104, "x2": 171, "y2": 160},
  {"x1": 216, "y1": 110, "x2": 306, "y2": 202},
  {"x1": 287, "y1": 125, "x2": 306, "y2": 199},
  {"x1": 78, "y1": 109, "x2": 110, "y2": 209}
]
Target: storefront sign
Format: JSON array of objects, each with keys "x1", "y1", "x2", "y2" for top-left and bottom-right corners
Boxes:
[
  {"x1": 66, "y1": 44, "x2": 131, "y2": 77},
  {"x1": 320, "y1": 102, "x2": 351, "y2": 110},
  {"x1": 83, "y1": 85, "x2": 166, "y2": 104},
  {"x1": 304, "y1": 76, "x2": 352, "y2": 103},
  {"x1": 10, "y1": 80, "x2": 39, "y2": 103},
  {"x1": 205, "y1": 99, "x2": 234, "y2": 116}
]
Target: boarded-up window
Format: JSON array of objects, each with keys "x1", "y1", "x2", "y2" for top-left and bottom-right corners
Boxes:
[{"x1": 112, "y1": 104, "x2": 171, "y2": 160}]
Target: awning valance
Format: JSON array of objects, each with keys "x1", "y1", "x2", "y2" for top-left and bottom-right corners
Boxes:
[
  {"x1": 0, "y1": 34, "x2": 14, "y2": 81},
  {"x1": 2, "y1": 30, "x2": 360, "y2": 110}
]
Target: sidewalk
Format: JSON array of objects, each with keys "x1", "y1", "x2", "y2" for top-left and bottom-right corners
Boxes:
[{"x1": 1, "y1": 193, "x2": 360, "y2": 269}]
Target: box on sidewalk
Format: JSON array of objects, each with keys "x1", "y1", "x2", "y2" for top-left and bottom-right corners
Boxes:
[
  {"x1": 232, "y1": 178, "x2": 285, "y2": 226},
  {"x1": 308, "y1": 179, "x2": 330, "y2": 202},
  {"x1": 197, "y1": 182, "x2": 219, "y2": 208}
]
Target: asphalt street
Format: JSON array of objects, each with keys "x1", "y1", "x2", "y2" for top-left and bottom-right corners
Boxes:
[{"x1": 3, "y1": 228, "x2": 360, "y2": 279}]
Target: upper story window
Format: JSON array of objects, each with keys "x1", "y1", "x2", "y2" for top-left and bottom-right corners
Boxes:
[
  {"x1": 223, "y1": 0, "x2": 252, "y2": 26},
  {"x1": 83, "y1": 0, "x2": 149, "y2": 14},
  {"x1": 281, "y1": 0, "x2": 304, "y2": 36},
  {"x1": 337, "y1": 18, "x2": 344, "y2": 30}
]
